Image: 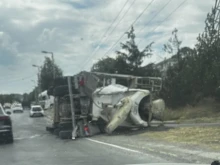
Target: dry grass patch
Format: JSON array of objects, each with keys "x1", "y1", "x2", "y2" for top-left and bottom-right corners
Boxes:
[
  {"x1": 141, "y1": 127, "x2": 220, "y2": 150},
  {"x1": 164, "y1": 98, "x2": 220, "y2": 122}
]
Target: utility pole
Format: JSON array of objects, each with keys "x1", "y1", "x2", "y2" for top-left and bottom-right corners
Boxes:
[{"x1": 67, "y1": 76, "x2": 77, "y2": 139}]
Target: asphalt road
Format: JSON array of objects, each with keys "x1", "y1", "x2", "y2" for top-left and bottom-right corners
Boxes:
[{"x1": 0, "y1": 111, "x2": 169, "y2": 165}]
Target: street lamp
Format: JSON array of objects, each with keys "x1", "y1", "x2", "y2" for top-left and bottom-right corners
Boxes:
[{"x1": 41, "y1": 50, "x2": 55, "y2": 79}]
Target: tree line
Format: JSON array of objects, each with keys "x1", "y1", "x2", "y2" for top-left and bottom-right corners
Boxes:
[{"x1": 0, "y1": 57, "x2": 63, "y2": 106}]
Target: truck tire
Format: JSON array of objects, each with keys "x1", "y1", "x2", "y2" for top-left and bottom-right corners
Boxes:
[
  {"x1": 46, "y1": 126, "x2": 54, "y2": 133},
  {"x1": 54, "y1": 77, "x2": 68, "y2": 86},
  {"x1": 59, "y1": 122, "x2": 73, "y2": 131},
  {"x1": 77, "y1": 120, "x2": 85, "y2": 137},
  {"x1": 53, "y1": 128, "x2": 60, "y2": 136},
  {"x1": 47, "y1": 87, "x2": 54, "y2": 96},
  {"x1": 97, "y1": 118, "x2": 107, "y2": 133},
  {"x1": 54, "y1": 85, "x2": 79, "y2": 97},
  {"x1": 53, "y1": 85, "x2": 69, "y2": 97},
  {"x1": 59, "y1": 130, "x2": 72, "y2": 139}
]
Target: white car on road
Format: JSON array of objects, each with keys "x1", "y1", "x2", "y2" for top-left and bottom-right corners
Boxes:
[
  {"x1": 11, "y1": 104, "x2": 23, "y2": 113},
  {"x1": 30, "y1": 105, "x2": 44, "y2": 117}
]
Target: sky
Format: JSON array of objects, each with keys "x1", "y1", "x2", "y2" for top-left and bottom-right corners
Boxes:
[{"x1": 0, "y1": 0, "x2": 215, "y2": 94}]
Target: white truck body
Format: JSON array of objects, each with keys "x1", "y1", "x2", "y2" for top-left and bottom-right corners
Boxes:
[
  {"x1": 92, "y1": 84, "x2": 165, "y2": 134},
  {"x1": 38, "y1": 90, "x2": 54, "y2": 110}
]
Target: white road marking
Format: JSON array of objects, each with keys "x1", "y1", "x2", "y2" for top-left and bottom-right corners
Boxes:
[
  {"x1": 30, "y1": 134, "x2": 40, "y2": 139},
  {"x1": 87, "y1": 138, "x2": 143, "y2": 154},
  {"x1": 87, "y1": 138, "x2": 181, "y2": 161},
  {"x1": 14, "y1": 134, "x2": 41, "y2": 140},
  {"x1": 14, "y1": 137, "x2": 25, "y2": 140}
]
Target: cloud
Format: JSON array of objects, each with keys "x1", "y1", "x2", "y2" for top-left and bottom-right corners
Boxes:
[{"x1": 0, "y1": 0, "x2": 215, "y2": 93}]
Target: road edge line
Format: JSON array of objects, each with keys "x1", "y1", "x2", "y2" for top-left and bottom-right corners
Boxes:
[{"x1": 87, "y1": 138, "x2": 143, "y2": 154}]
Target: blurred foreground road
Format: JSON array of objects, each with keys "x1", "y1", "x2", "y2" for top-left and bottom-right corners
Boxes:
[{"x1": 0, "y1": 111, "x2": 169, "y2": 165}]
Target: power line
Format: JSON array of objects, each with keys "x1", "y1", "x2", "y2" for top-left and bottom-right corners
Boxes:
[
  {"x1": 0, "y1": 71, "x2": 34, "y2": 80},
  {"x1": 137, "y1": 0, "x2": 187, "y2": 46},
  {"x1": 103, "y1": 0, "x2": 136, "y2": 43},
  {"x1": 0, "y1": 75, "x2": 35, "y2": 84},
  {"x1": 86, "y1": 0, "x2": 130, "y2": 56},
  {"x1": 101, "y1": 0, "x2": 130, "y2": 42},
  {"x1": 0, "y1": 73, "x2": 36, "y2": 81},
  {"x1": 81, "y1": 0, "x2": 135, "y2": 70},
  {"x1": 95, "y1": 0, "x2": 155, "y2": 61},
  {"x1": 136, "y1": 0, "x2": 172, "y2": 37}
]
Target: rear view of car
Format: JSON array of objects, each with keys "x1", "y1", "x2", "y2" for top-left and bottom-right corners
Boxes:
[
  {"x1": 4, "y1": 107, "x2": 12, "y2": 115},
  {"x1": 12, "y1": 104, "x2": 23, "y2": 113},
  {"x1": 0, "y1": 104, "x2": 13, "y2": 143},
  {"x1": 30, "y1": 106, "x2": 44, "y2": 117}
]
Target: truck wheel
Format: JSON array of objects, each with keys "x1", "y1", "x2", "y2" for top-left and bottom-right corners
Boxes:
[
  {"x1": 54, "y1": 77, "x2": 68, "y2": 86},
  {"x1": 59, "y1": 130, "x2": 72, "y2": 139},
  {"x1": 77, "y1": 120, "x2": 85, "y2": 137},
  {"x1": 47, "y1": 87, "x2": 54, "y2": 96},
  {"x1": 97, "y1": 118, "x2": 107, "y2": 133},
  {"x1": 59, "y1": 122, "x2": 73, "y2": 131},
  {"x1": 54, "y1": 85, "x2": 78, "y2": 97},
  {"x1": 46, "y1": 126, "x2": 54, "y2": 133},
  {"x1": 54, "y1": 86, "x2": 69, "y2": 97},
  {"x1": 53, "y1": 128, "x2": 60, "y2": 136}
]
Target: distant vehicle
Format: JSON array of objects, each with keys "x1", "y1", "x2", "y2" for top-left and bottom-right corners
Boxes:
[
  {"x1": 38, "y1": 90, "x2": 54, "y2": 110},
  {"x1": 4, "y1": 107, "x2": 12, "y2": 115},
  {"x1": 11, "y1": 104, "x2": 23, "y2": 113},
  {"x1": 0, "y1": 104, "x2": 13, "y2": 143},
  {"x1": 29, "y1": 105, "x2": 44, "y2": 117},
  {"x1": 3, "y1": 103, "x2": 11, "y2": 109}
]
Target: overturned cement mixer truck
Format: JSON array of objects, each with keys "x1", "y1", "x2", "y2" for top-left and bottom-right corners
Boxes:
[{"x1": 46, "y1": 71, "x2": 165, "y2": 139}]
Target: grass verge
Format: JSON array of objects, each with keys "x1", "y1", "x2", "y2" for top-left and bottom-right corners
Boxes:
[
  {"x1": 140, "y1": 126, "x2": 220, "y2": 150},
  {"x1": 164, "y1": 98, "x2": 220, "y2": 123}
]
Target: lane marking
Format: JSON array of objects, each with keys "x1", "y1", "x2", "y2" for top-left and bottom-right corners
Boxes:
[
  {"x1": 30, "y1": 134, "x2": 40, "y2": 139},
  {"x1": 14, "y1": 137, "x2": 25, "y2": 140},
  {"x1": 87, "y1": 138, "x2": 143, "y2": 154},
  {"x1": 14, "y1": 134, "x2": 41, "y2": 140},
  {"x1": 87, "y1": 138, "x2": 180, "y2": 160}
]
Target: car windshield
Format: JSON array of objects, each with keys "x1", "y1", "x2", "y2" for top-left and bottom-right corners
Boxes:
[{"x1": 32, "y1": 107, "x2": 42, "y2": 111}]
